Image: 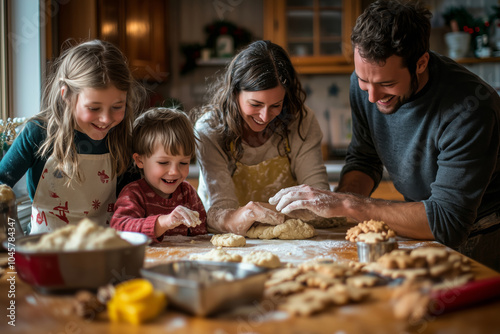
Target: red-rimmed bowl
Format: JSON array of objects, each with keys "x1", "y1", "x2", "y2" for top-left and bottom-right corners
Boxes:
[{"x1": 2, "y1": 231, "x2": 150, "y2": 293}]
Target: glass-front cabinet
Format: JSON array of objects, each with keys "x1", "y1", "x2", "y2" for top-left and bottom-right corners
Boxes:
[{"x1": 264, "y1": 0, "x2": 362, "y2": 74}]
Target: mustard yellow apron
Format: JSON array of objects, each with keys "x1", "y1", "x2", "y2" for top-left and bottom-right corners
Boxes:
[{"x1": 231, "y1": 138, "x2": 297, "y2": 206}]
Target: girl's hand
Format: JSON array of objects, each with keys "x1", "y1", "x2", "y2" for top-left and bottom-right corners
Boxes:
[
  {"x1": 156, "y1": 206, "x2": 202, "y2": 236},
  {"x1": 269, "y1": 184, "x2": 340, "y2": 219}
]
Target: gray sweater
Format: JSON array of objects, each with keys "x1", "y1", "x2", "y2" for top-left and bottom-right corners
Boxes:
[{"x1": 344, "y1": 51, "x2": 500, "y2": 248}]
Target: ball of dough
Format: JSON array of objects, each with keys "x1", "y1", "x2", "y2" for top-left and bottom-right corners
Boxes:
[
  {"x1": 210, "y1": 233, "x2": 246, "y2": 247},
  {"x1": 242, "y1": 251, "x2": 281, "y2": 269}
]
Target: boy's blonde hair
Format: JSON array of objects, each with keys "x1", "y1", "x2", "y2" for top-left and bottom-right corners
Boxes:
[
  {"x1": 36, "y1": 40, "x2": 146, "y2": 184},
  {"x1": 133, "y1": 107, "x2": 197, "y2": 158}
]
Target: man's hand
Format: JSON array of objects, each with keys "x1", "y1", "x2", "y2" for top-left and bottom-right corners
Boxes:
[{"x1": 269, "y1": 184, "x2": 340, "y2": 218}]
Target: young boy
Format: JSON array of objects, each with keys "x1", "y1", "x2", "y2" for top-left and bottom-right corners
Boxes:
[{"x1": 111, "y1": 107, "x2": 207, "y2": 242}]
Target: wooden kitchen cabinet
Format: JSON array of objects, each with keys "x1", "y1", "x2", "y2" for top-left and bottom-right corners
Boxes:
[
  {"x1": 52, "y1": 0, "x2": 168, "y2": 82},
  {"x1": 97, "y1": 0, "x2": 168, "y2": 82},
  {"x1": 263, "y1": 0, "x2": 362, "y2": 74}
]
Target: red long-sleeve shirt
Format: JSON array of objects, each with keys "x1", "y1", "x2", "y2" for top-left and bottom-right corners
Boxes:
[{"x1": 111, "y1": 178, "x2": 207, "y2": 243}]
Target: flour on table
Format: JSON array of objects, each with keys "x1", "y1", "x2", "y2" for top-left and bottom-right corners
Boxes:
[
  {"x1": 210, "y1": 233, "x2": 246, "y2": 247},
  {"x1": 242, "y1": 250, "x2": 281, "y2": 268},
  {"x1": 246, "y1": 219, "x2": 315, "y2": 240},
  {"x1": 189, "y1": 248, "x2": 242, "y2": 262}
]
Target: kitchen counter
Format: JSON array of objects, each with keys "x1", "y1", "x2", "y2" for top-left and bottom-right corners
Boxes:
[{"x1": 1, "y1": 224, "x2": 499, "y2": 333}]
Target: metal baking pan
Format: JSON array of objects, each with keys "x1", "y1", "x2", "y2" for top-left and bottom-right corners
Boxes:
[
  {"x1": 4, "y1": 231, "x2": 149, "y2": 293},
  {"x1": 141, "y1": 261, "x2": 269, "y2": 316}
]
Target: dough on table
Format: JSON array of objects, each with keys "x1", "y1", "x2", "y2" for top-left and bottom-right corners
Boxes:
[
  {"x1": 246, "y1": 219, "x2": 315, "y2": 240},
  {"x1": 23, "y1": 218, "x2": 131, "y2": 251},
  {"x1": 210, "y1": 233, "x2": 246, "y2": 247},
  {"x1": 189, "y1": 249, "x2": 242, "y2": 262},
  {"x1": 242, "y1": 251, "x2": 281, "y2": 269}
]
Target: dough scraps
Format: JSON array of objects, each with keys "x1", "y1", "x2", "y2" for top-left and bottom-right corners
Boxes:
[
  {"x1": 346, "y1": 219, "x2": 396, "y2": 242},
  {"x1": 210, "y1": 233, "x2": 246, "y2": 247},
  {"x1": 246, "y1": 219, "x2": 315, "y2": 240}
]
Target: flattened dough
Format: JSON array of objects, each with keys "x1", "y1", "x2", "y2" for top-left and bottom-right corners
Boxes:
[
  {"x1": 189, "y1": 249, "x2": 242, "y2": 262},
  {"x1": 242, "y1": 251, "x2": 281, "y2": 268},
  {"x1": 210, "y1": 233, "x2": 246, "y2": 247},
  {"x1": 246, "y1": 219, "x2": 315, "y2": 240}
]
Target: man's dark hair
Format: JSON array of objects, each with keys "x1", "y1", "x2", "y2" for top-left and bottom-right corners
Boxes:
[{"x1": 351, "y1": 0, "x2": 432, "y2": 75}]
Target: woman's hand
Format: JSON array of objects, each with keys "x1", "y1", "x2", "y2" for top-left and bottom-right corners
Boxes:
[
  {"x1": 155, "y1": 205, "x2": 202, "y2": 236},
  {"x1": 208, "y1": 201, "x2": 286, "y2": 236},
  {"x1": 269, "y1": 184, "x2": 340, "y2": 219},
  {"x1": 241, "y1": 201, "x2": 286, "y2": 225}
]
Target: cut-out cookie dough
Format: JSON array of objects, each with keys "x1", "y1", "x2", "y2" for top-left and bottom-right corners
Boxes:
[
  {"x1": 189, "y1": 249, "x2": 242, "y2": 262},
  {"x1": 264, "y1": 281, "x2": 305, "y2": 298},
  {"x1": 210, "y1": 233, "x2": 246, "y2": 247},
  {"x1": 246, "y1": 219, "x2": 315, "y2": 240},
  {"x1": 280, "y1": 284, "x2": 368, "y2": 316},
  {"x1": 242, "y1": 251, "x2": 281, "y2": 269}
]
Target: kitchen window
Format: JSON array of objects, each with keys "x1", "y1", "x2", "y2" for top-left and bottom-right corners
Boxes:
[{"x1": 0, "y1": 0, "x2": 8, "y2": 120}]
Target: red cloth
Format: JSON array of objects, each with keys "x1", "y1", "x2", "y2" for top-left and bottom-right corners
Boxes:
[{"x1": 111, "y1": 178, "x2": 207, "y2": 243}]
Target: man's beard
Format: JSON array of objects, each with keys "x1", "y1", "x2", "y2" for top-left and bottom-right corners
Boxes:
[{"x1": 376, "y1": 74, "x2": 419, "y2": 114}]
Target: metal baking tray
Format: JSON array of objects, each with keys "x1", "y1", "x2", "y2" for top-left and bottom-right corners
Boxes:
[
  {"x1": 141, "y1": 261, "x2": 269, "y2": 316},
  {"x1": 4, "y1": 231, "x2": 149, "y2": 293}
]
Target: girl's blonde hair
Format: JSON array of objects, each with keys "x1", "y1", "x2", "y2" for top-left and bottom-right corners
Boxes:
[
  {"x1": 35, "y1": 40, "x2": 145, "y2": 184},
  {"x1": 133, "y1": 107, "x2": 197, "y2": 158}
]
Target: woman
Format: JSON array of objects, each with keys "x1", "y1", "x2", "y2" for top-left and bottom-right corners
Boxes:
[{"x1": 193, "y1": 40, "x2": 329, "y2": 235}]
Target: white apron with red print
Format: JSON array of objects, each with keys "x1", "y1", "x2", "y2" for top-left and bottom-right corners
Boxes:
[{"x1": 30, "y1": 153, "x2": 116, "y2": 234}]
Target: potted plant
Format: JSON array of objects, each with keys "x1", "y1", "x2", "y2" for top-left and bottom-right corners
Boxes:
[
  {"x1": 442, "y1": 7, "x2": 474, "y2": 58},
  {"x1": 489, "y1": 5, "x2": 500, "y2": 53}
]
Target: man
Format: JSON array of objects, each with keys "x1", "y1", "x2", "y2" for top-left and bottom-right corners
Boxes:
[{"x1": 269, "y1": 0, "x2": 500, "y2": 271}]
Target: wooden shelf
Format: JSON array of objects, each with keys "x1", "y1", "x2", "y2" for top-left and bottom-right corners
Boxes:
[
  {"x1": 196, "y1": 58, "x2": 230, "y2": 66},
  {"x1": 455, "y1": 56, "x2": 500, "y2": 64}
]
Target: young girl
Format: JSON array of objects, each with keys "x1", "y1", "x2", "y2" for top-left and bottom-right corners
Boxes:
[
  {"x1": 111, "y1": 107, "x2": 207, "y2": 243},
  {"x1": 192, "y1": 40, "x2": 329, "y2": 235},
  {"x1": 0, "y1": 40, "x2": 145, "y2": 234}
]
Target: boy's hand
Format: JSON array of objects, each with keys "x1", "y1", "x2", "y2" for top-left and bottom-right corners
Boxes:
[{"x1": 156, "y1": 206, "x2": 202, "y2": 236}]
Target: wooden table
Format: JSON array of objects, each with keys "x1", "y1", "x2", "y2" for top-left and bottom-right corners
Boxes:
[{"x1": 1, "y1": 225, "x2": 500, "y2": 334}]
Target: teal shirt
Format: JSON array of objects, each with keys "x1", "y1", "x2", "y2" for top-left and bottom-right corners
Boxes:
[{"x1": 0, "y1": 120, "x2": 137, "y2": 201}]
